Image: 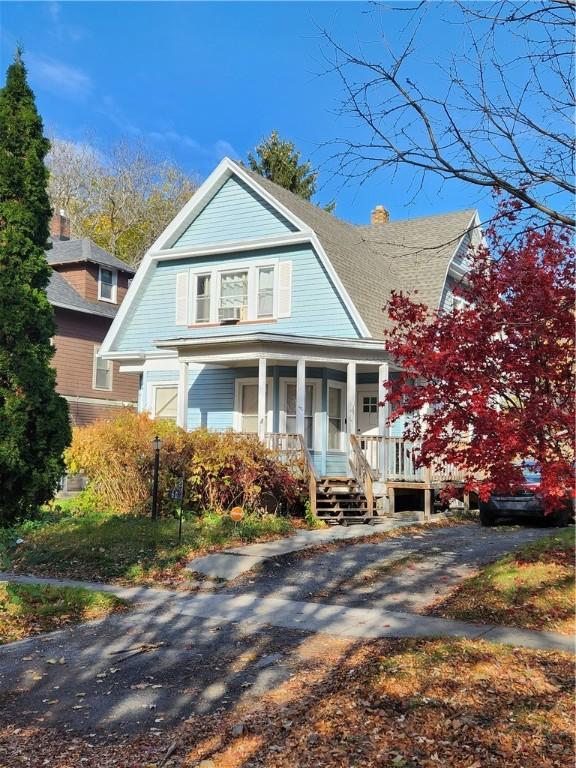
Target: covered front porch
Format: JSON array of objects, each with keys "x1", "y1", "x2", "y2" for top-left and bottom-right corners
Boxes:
[{"x1": 156, "y1": 332, "x2": 465, "y2": 521}]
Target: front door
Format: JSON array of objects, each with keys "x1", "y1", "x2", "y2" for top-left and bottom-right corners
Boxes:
[{"x1": 356, "y1": 389, "x2": 379, "y2": 435}]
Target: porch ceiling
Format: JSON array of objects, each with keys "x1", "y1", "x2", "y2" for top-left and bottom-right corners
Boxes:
[{"x1": 154, "y1": 331, "x2": 398, "y2": 368}]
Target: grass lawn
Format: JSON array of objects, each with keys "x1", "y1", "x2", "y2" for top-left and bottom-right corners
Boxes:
[
  {"x1": 429, "y1": 529, "x2": 575, "y2": 634},
  {"x1": 0, "y1": 508, "x2": 294, "y2": 586},
  {"x1": 0, "y1": 582, "x2": 126, "y2": 644},
  {"x1": 0, "y1": 637, "x2": 572, "y2": 767}
]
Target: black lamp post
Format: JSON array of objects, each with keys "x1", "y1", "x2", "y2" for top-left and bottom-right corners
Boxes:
[{"x1": 151, "y1": 435, "x2": 162, "y2": 520}]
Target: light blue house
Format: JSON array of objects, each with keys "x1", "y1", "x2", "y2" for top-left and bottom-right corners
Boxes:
[{"x1": 101, "y1": 158, "x2": 480, "y2": 520}]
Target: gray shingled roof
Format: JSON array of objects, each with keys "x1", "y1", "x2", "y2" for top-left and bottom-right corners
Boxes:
[
  {"x1": 233, "y1": 161, "x2": 476, "y2": 338},
  {"x1": 47, "y1": 238, "x2": 136, "y2": 275},
  {"x1": 47, "y1": 270, "x2": 118, "y2": 319}
]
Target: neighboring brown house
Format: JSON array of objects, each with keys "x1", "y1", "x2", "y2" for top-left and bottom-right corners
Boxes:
[{"x1": 47, "y1": 213, "x2": 138, "y2": 426}]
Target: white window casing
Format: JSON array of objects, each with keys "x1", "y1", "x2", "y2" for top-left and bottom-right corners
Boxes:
[
  {"x1": 92, "y1": 345, "x2": 113, "y2": 391},
  {"x1": 175, "y1": 271, "x2": 189, "y2": 325},
  {"x1": 98, "y1": 266, "x2": 117, "y2": 303},
  {"x1": 179, "y1": 257, "x2": 291, "y2": 325}
]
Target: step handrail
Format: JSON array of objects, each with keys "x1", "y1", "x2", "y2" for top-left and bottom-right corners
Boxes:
[
  {"x1": 297, "y1": 434, "x2": 319, "y2": 515},
  {"x1": 349, "y1": 434, "x2": 375, "y2": 516}
]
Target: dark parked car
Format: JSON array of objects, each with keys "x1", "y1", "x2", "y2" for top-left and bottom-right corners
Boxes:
[{"x1": 479, "y1": 465, "x2": 574, "y2": 527}]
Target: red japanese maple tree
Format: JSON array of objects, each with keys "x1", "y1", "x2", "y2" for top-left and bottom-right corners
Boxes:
[{"x1": 383, "y1": 198, "x2": 574, "y2": 511}]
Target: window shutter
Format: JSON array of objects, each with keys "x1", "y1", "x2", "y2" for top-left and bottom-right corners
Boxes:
[
  {"x1": 277, "y1": 261, "x2": 292, "y2": 318},
  {"x1": 175, "y1": 272, "x2": 189, "y2": 325}
]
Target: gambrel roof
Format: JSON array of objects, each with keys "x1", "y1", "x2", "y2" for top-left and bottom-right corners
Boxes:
[
  {"x1": 234, "y1": 161, "x2": 476, "y2": 337},
  {"x1": 100, "y1": 157, "x2": 479, "y2": 356}
]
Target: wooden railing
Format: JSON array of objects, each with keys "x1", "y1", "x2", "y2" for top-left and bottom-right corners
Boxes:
[
  {"x1": 263, "y1": 432, "x2": 319, "y2": 515},
  {"x1": 264, "y1": 432, "x2": 302, "y2": 464},
  {"x1": 297, "y1": 434, "x2": 319, "y2": 516},
  {"x1": 358, "y1": 435, "x2": 467, "y2": 484},
  {"x1": 349, "y1": 434, "x2": 375, "y2": 515}
]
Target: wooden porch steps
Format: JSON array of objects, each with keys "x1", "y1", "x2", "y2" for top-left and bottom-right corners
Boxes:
[{"x1": 315, "y1": 476, "x2": 372, "y2": 523}]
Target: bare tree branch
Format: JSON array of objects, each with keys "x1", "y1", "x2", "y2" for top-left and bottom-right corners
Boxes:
[{"x1": 323, "y1": 1, "x2": 575, "y2": 227}]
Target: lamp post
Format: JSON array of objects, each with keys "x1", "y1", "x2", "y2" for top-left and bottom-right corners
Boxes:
[{"x1": 151, "y1": 435, "x2": 162, "y2": 520}]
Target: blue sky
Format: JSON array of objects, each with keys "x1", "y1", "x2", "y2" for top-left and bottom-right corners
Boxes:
[{"x1": 0, "y1": 1, "x2": 500, "y2": 224}]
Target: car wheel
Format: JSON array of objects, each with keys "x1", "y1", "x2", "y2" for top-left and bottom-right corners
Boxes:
[
  {"x1": 547, "y1": 509, "x2": 572, "y2": 528},
  {"x1": 479, "y1": 508, "x2": 497, "y2": 527}
]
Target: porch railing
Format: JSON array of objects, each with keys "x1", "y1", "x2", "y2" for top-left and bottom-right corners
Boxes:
[
  {"x1": 263, "y1": 432, "x2": 319, "y2": 515},
  {"x1": 358, "y1": 435, "x2": 467, "y2": 484},
  {"x1": 349, "y1": 434, "x2": 375, "y2": 515},
  {"x1": 263, "y1": 432, "x2": 302, "y2": 464}
]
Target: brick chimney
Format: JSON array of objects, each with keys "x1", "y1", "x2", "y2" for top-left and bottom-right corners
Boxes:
[
  {"x1": 50, "y1": 209, "x2": 71, "y2": 241},
  {"x1": 371, "y1": 205, "x2": 389, "y2": 225}
]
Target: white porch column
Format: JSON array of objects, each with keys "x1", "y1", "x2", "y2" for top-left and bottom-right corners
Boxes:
[
  {"x1": 379, "y1": 363, "x2": 390, "y2": 480},
  {"x1": 176, "y1": 361, "x2": 189, "y2": 430},
  {"x1": 346, "y1": 362, "x2": 357, "y2": 444},
  {"x1": 296, "y1": 358, "x2": 306, "y2": 437},
  {"x1": 257, "y1": 357, "x2": 267, "y2": 440}
]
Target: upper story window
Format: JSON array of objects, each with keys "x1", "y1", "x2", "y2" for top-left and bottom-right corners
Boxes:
[
  {"x1": 219, "y1": 270, "x2": 249, "y2": 322},
  {"x1": 194, "y1": 274, "x2": 212, "y2": 323},
  {"x1": 257, "y1": 266, "x2": 274, "y2": 319},
  {"x1": 181, "y1": 259, "x2": 294, "y2": 327},
  {"x1": 449, "y1": 293, "x2": 467, "y2": 312},
  {"x1": 93, "y1": 345, "x2": 112, "y2": 391},
  {"x1": 98, "y1": 266, "x2": 117, "y2": 303}
]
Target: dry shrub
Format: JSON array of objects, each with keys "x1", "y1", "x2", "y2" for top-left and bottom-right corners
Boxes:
[{"x1": 65, "y1": 410, "x2": 304, "y2": 516}]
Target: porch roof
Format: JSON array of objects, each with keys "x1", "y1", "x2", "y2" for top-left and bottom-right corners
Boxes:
[{"x1": 154, "y1": 331, "x2": 396, "y2": 367}]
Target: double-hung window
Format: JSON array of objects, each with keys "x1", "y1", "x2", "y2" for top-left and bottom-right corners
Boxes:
[
  {"x1": 256, "y1": 266, "x2": 275, "y2": 319},
  {"x1": 219, "y1": 270, "x2": 249, "y2": 321},
  {"x1": 98, "y1": 267, "x2": 117, "y2": 303},
  {"x1": 194, "y1": 274, "x2": 211, "y2": 323},
  {"x1": 182, "y1": 261, "x2": 287, "y2": 325},
  {"x1": 93, "y1": 345, "x2": 112, "y2": 391}
]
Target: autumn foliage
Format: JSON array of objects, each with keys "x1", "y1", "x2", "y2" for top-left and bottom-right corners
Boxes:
[
  {"x1": 384, "y1": 197, "x2": 574, "y2": 511},
  {"x1": 66, "y1": 411, "x2": 304, "y2": 515}
]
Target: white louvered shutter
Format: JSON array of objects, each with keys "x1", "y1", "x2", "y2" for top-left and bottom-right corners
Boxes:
[
  {"x1": 175, "y1": 272, "x2": 189, "y2": 325},
  {"x1": 277, "y1": 261, "x2": 292, "y2": 318}
]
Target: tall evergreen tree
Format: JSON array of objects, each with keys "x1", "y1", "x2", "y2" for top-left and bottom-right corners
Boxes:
[
  {"x1": 0, "y1": 50, "x2": 70, "y2": 524},
  {"x1": 247, "y1": 130, "x2": 319, "y2": 201}
]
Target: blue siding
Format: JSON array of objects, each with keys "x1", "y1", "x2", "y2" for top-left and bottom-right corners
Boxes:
[
  {"x1": 326, "y1": 452, "x2": 348, "y2": 476},
  {"x1": 115, "y1": 244, "x2": 360, "y2": 352},
  {"x1": 173, "y1": 176, "x2": 297, "y2": 248}
]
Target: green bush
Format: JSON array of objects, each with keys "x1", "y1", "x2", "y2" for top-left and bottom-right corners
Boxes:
[{"x1": 65, "y1": 411, "x2": 305, "y2": 516}]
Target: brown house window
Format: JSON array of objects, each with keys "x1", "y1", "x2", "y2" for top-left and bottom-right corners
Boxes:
[
  {"x1": 93, "y1": 346, "x2": 113, "y2": 391},
  {"x1": 98, "y1": 266, "x2": 117, "y2": 303}
]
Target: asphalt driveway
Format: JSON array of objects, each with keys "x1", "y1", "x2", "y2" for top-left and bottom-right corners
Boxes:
[{"x1": 0, "y1": 522, "x2": 567, "y2": 739}]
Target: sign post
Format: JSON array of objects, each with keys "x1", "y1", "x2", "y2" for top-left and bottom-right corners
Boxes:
[{"x1": 170, "y1": 473, "x2": 186, "y2": 544}]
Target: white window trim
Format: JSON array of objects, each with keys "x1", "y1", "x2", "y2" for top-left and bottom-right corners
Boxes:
[
  {"x1": 187, "y1": 258, "x2": 279, "y2": 324},
  {"x1": 327, "y1": 379, "x2": 346, "y2": 452},
  {"x1": 92, "y1": 345, "x2": 113, "y2": 391},
  {"x1": 191, "y1": 272, "x2": 212, "y2": 324},
  {"x1": 98, "y1": 266, "x2": 118, "y2": 304},
  {"x1": 233, "y1": 377, "x2": 273, "y2": 433},
  {"x1": 147, "y1": 381, "x2": 179, "y2": 420},
  {"x1": 279, "y1": 377, "x2": 322, "y2": 452}
]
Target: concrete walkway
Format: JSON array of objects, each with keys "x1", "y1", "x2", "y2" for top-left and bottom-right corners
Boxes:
[
  {"x1": 1, "y1": 571, "x2": 573, "y2": 653},
  {"x1": 186, "y1": 518, "x2": 420, "y2": 579}
]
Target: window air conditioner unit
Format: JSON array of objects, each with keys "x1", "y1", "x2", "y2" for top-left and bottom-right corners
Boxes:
[{"x1": 219, "y1": 305, "x2": 248, "y2": 323}]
